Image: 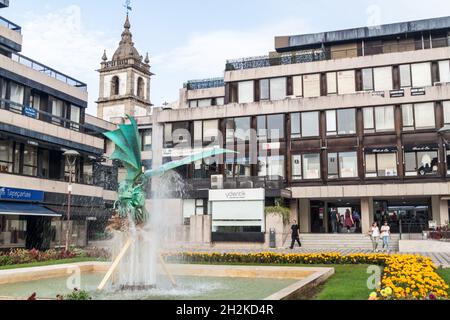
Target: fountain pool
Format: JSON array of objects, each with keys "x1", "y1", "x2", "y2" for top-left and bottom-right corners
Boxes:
[{"x1": 0, "y1": 263, "x2": 334, "y2": 300}]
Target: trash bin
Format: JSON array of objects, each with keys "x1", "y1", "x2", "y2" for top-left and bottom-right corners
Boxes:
[{"x1": 269, "y1": 228, "x2": 276, "y2": 248}]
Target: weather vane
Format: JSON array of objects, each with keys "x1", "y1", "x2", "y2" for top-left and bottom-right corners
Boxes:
[{"x1": 124, "y1": 0, "x2": 132, "y2": 15}]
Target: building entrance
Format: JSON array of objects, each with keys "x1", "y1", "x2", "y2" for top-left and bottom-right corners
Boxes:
[{"x1": 310, "y1": 200, "x2": 362, "y2": 234}]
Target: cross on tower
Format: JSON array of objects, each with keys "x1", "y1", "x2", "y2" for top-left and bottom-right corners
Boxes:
[{"x1": 123, "y1": 0, "x2": 132, "y2": 15}]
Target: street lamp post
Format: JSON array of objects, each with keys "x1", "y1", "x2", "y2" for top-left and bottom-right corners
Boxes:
[{"x1": 63, "y1": 150, "x2": 80, "y2": 252}]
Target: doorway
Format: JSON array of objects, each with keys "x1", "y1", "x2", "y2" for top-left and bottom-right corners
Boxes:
[{"x1": 310, "y1": 200, "x2": 362, "y2": 234}]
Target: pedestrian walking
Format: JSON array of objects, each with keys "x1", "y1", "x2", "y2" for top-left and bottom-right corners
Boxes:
[
  {"x1": 369, "y1": 222, "x2": 380, "y2": 252},
  {"x1": 290, "y1": 219, "x2": 301, "y2": 249},
  {"x1": 381, "y1": 221, "x2": 391, "y2": 253},
  {"x1": 330, "y1": 208, "x2": 339, "y2": 234},
  {"x1": 344, "y1": 209, "x2": 354, "y2": 233}
]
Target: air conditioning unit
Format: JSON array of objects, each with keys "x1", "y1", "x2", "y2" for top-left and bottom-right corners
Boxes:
[
  {"x1": 434, "y1": 81, "x2": 449, "y2": 86},
  {"x1": 210, "y1": 175, "x2": 224, "y2": 189}
]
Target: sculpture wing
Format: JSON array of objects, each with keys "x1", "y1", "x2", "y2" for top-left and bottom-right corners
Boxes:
[
  {"x1": 104, "y1": 115, "x2": 142, "y2": 181},
  {"x1": 144, "y1": 148, "x2": 236, "y2": 178}
]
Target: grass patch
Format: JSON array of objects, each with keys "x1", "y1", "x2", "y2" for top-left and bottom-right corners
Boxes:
[
  {"x1": 0, "y1": 257, "x2": 105, "y2": 271},
  {"x1": 184, "y1": 261, "x2": 372, "y2": 300},
  {"x1": 437, "y1": 268, "x2": 450, "y2": 295}
]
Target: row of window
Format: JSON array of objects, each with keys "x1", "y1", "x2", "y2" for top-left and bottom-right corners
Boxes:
[
  {"x1": 232, "y1": 60, "x2": 450, "y2": 104},
  {"x1": 188, "y1": 97, "x2": 225, "y2": 108},
  {"x1": 0, "y1": 77, "x2": 83, "y2": 131},
  {"x1": 291, "y1": 148, "x2": 444, "y2": 181},
  {"x1": 164, "y1": 101, "x2": 450, "y2": 146}
]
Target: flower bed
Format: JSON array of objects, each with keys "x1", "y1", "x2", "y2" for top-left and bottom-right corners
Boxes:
[
  {"x1": 166, "y1": 252, "x2": 448, "y2": 300},
  {"x1": 0, "y1": 248, "x2": 110, "y2": 267}
]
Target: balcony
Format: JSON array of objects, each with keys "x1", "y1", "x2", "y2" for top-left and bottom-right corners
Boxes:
[
  {"x1": 225, "y1": 37, "x2": 450, "y2": 71},
  {"x1": 184, "y1": 77, "x2": 224, "y2": 90},
  {"x1": 11, "y1": 53, "x2": 87, "y2": 90},
  {"x1": 0, "y1": 16, "x2": 20, "y2": 33}
]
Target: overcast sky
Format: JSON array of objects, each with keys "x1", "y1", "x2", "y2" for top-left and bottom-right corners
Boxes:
[{"x1": 3, "y1": 0, "x2": 450, "y2": 116}]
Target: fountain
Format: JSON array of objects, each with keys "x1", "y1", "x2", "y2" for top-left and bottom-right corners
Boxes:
[{"x1": 98, "y1": 115, "x2": 234, "y2": 291}]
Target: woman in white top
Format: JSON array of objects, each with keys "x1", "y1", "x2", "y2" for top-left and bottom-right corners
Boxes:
[
  {"x1": 369, "y1": 222, "x2": 380, "y2": 252},
  {"x1": 380, "y1": 221, "x2": 391, "y2": 253}
]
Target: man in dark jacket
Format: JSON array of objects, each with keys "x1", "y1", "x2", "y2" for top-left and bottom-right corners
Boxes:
[{"x1": 290, "y1": 220, "x2": 301, "y2": 249}]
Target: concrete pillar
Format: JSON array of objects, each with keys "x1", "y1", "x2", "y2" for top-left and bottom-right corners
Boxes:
[
  {"x1": 431, "y1": 196, "x2": 449, "y2": 226},
  {"x1": 299, "y1": 199, "x2": 311, "y2": 233},
  {"x1": 289, "y1": 199, "x2": 299, "y2": 223},
  {"x1": 203, "y1": 215, "x2": 211, "y2": 244},
  {"x1": 361, "y1": 197, "x2": 374, "y2": 234}
]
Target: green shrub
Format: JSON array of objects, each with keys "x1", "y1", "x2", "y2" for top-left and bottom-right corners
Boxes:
[{"x1": 64, "y1": 289, "x2": 92, "y2": 300}]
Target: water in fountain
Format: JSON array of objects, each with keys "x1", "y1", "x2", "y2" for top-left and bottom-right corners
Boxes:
[{"x1": 108, "y1": 170, "x2": 186, "y2": 291}]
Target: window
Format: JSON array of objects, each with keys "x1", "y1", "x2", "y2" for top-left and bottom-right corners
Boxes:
[
  {"x1": 402, "y1": 103, "x2": 435, "y2": 130},
  {"x1": 9, "y1": 82, "x2": 24, "y2": 112},
  {"x1": 444, "y1": 101, "x2": 450, "y2": 124},
  {"x1": 215, "y1": 97, "x2": 225, "y2": 106},
  {"x1": 137, "y1": 77, "x2": 145, "y2": 99},
  {"x1": 70, "y1": 105, "x2": 81, "y2": 131},
  {"x1": 238, "y1": 81, "x2": 254, "y2": 103},
  {"x1": 226, "y1": 117, "x2": 251, "y2": 142},
  {"x1": 303, "y1": 74, "x2": 321, "y2": 98},
  {"x1": 266, "y1": 114, "x2": 285, "y2": 140},
  {"x1": 399, "y1": 65, "x2": 412, "y2": 88},
  {"x1": 40, "y1": 149, "x2": 49, "y2": 178},
  {"x1": 51, "y1": 99, "x2": 64, "y2": 125},
  {"x1": 362, "y1": 68, "x2": 374, "y2": 91},
  {"x1": 258, "y1": 155, "x2": 285, "y2": 179},
  {"x1": 373, "y1": 67, "x2": 393, "y2": 91},
  {"x1": 111, "y1": 76, "x2": 120, "y2": 96},
  {"x1": 203, "y1": 120, "x2": 219, "y2": 143},
  {"x1": 198, "y1": 99, "x2": 212, "y2": 108},
  {"x1": 404, "y1": 149, "x2": 439, "y2": 176},
  {"x1": 269, "y1": 77, "x2": 286, "y2": 101},
  {"x1": 0, "y1": 138, "x2": 13, "y2": 173},
  {"x1": 257, "y1": 116, "x2": 267, "y2": 141},
  {"x1": 293, "y1": 76, "x2": 303, "y2": 97},
  {"x1": 337, "y1": 70, "x2": 355, "y2": 94},
  {"x1": 141, "y1": 129, "x2": 152, "y2": 151},
  {"x1": 327, "y1": 72, "x2": 337, "y2": 94},
  {"x1": 30, "y1": 93, "x2": 41, "y2": 112},
  {"x1": 439, "y1": 60, "x2": 450, "y2": 83},
  {"x1": 291, "y1": 154, "x2": 321, "y2": 180},
  {"x1": 290, "y1": 112, "x2": 319, "y2": 138},
  {"x1": 411, "y1": 62, "x2": 432, "y2": 87},
  {"x1": 327, "y1": 109, "x2": 356, "y2": 135},
  {"x1": 365, "y1": 152, "x2": 397, "y2": 177},
  {"x1": 164, "y1": 123, "x2": 173, "y2": 146},
  {"x1": 23, "y1": 144, "x2": 38, "y2": 176},
  {"x1": 189, "y1": 100, "x2": 197, "y2": 108},
  {"x1": 260, "y1": 79, "x2": 269, "y2": 100},
  {"x1": 363, "y1": 106, "x2": 395, "y2": 133},
  {"x1": 302, "y1": 154, "x2": 321, "y2": 179},
  {"x1": 328, "y1": 152, "x2": 358, "y2": 179}
]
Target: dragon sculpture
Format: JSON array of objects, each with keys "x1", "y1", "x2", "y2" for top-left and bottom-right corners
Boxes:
[{"x1": 104, "y1": 115, "x2": 234, "y2": 227}]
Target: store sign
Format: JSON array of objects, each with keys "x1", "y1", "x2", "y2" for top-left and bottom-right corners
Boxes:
[
  {"x1": 0, "y1": 187, "x2": 44, "y2": 202},
  {"x1": 411, "y1": 88, "x2": 426, "y2": 96},
  {"x1": 209, "y1": 188, "x2": 265, "y2": 202},
  {"x1": 366, "y1": 147, "x2": 397, "y2": 154},
  {"x1": 390, "y1": 89, "x2": 405, "y2": 98},
  {"x1": 22, "y1": 106, "x2": 38, "y2": 119}
]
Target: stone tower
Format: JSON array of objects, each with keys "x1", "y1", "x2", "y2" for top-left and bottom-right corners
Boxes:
[{"x1": 97, "y1": 15, "x2": 153, "y2": 123}]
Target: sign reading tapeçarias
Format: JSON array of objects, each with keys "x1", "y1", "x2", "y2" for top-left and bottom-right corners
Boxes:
[{"x1": 0, "y1": 187, "x2": 44, "y2": 202}]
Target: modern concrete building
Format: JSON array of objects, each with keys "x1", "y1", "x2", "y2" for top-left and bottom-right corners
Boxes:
[
  {"x1": 141, "y1": 16, "x2": 450, "y2": 247},
  {"x1": 0, "y1": 1, "x2": 117, "y2": 250}
]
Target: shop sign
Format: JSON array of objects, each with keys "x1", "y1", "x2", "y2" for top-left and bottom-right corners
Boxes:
[
  {"x1": 22, "y1": 106, "x2": 38, "y2": 119},
  {"x1": 366, "y1": 147, "x2": 397, "y2": 154},
  {"x1": 0, "y1": 187, "x2": 44, "y2": 202},
  {"x1": 209, "y1": 188, "x2": 265, "y2": 201}
]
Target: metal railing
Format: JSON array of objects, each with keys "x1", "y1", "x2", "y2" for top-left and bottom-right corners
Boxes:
[
  {"x1": 0, "y1": 16, "x2": 20, "y2": 33},
  {"x1": 10, "y1": 53, "x2": 87, "y2": 90},
  {"x1": 226, "y1": 37, "x2": 450, "y2": 71},
  {"x1": 0, "y1": 98, "x2": 93, "y2": 134},
  {"x1": 184, "y1": 77, "x2": 225, "y2": 90}
]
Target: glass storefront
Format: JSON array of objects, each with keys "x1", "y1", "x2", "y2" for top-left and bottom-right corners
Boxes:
[{"x1": 374, "y1": 198, "x2": 431, "y2": 233}]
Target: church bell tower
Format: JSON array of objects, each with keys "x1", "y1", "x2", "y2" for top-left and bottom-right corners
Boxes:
[{"x1": 97, "y1": 15, "x2": 153, "y2": 123}]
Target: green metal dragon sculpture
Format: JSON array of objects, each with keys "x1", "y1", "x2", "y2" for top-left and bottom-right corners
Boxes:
[{"x1": 104, "y1": 115, "x2": 234, "y2": 226}]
